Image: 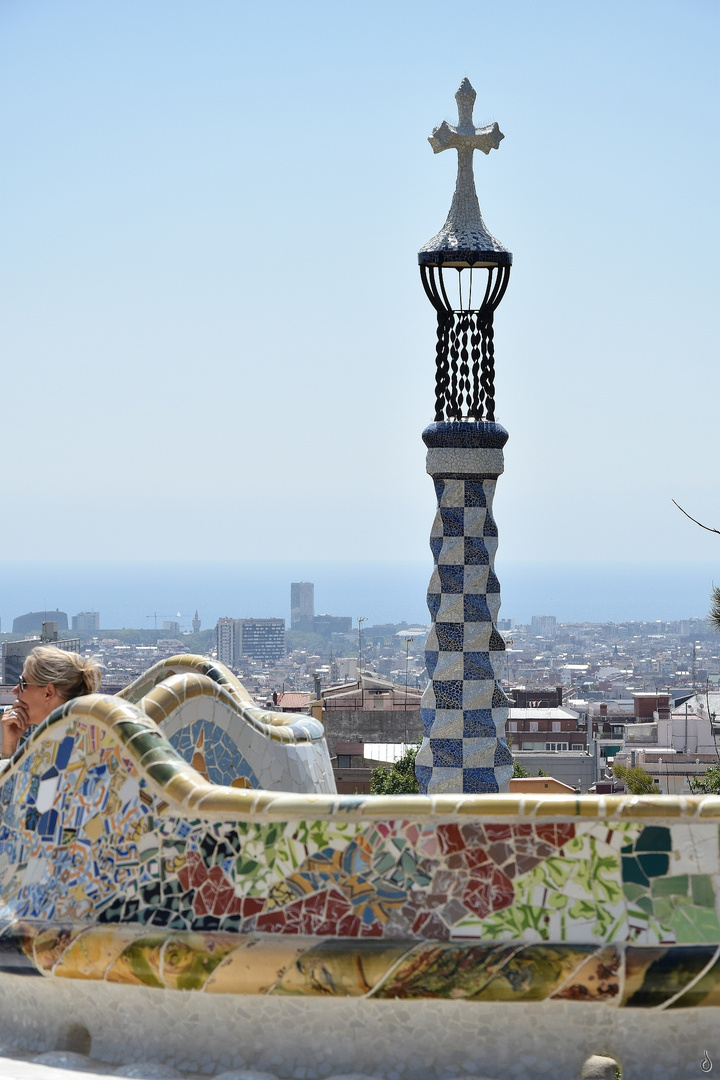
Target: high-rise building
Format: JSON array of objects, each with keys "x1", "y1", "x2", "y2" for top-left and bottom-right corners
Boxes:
[
  {"x1": 163, "y1": 621, "x2": 180, "y2": 635},
  {"x1": 531, "y1": 616, "x2": 557, "y2": 639},
  {"x1": 290, "y1": 582, "x2": 314, "y2": 630},
  {"x1": 72, "y1": 612, "x2": 100, "y2": 633},
  {"x1": 215, "y1": 617, "x2": 286, "y2": 666},
  {"x1": 192, "y1": 610, "x2": 201, "y2": 634},
  {"x1": 216, "y1": 618, "x2": 235, "y2": 667},
  {"x1": 238, "y1": 619, "x2": 285, "y2": 662}
]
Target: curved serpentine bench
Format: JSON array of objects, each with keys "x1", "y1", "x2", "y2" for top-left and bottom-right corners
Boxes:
[
  {"x1": 116, "y1": 654, "x2": 335, "y2": 794},
  {"x1": 0, "y1": 687, "x2": 718, "y2": 1079}
]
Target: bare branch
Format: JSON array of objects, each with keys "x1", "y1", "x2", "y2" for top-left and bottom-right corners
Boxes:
[{"x1": 672, "y1": 499, "x2": 720, "y2": 536}]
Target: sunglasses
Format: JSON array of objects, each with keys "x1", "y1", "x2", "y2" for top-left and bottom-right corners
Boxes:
[{"x1": 17, "y1": 675, "x2": 34, "y2": 692}]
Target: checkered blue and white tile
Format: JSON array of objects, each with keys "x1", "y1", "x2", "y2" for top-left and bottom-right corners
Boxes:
[{"x1": 416, "y1": 472, "x2": 513, "y2": 795}]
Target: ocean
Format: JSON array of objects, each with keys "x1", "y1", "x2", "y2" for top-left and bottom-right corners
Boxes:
[{"x1": 0, "y1": 560, "x2": 717, "y2": 632}]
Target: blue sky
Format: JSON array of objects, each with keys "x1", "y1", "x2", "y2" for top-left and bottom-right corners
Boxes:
[{"x1": 0, "y1": 0, "x2": 718, "y2": 567}]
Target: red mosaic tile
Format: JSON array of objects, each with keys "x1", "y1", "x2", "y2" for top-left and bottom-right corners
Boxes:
[
  {"x1": 463, "y1": 864, "x2": 514, "y2": 919},
  {"x1": 241, "y1": 897, "x2": 264, "y2": 917},
  {"x1": 437, "y1": 824, "x2": 465, "y2": 855},
  {"x1": 512, "y1": 824, "x2": 533, "y2": 838},
  {"x1": 360, "y1": 919, "x2": 383, "y2": 937},
  {"x1": 256, "y1": 909, "x2": 286, "y2": 932},
  {"x1": 484, "y1": 824, "x2": 512, "y2": 841},
  {"x1": 412, "y1": 911, "x2": 430, "y2": 934},
  {"x1": 336, "y1": 912, "x2": 362, "y2": 936},
  {"x1": 536, "y1": 823, "x2": 576, "y2": 847},
  {"x1": 464, "y1": 846, "x2": 490, "y2": 871}
]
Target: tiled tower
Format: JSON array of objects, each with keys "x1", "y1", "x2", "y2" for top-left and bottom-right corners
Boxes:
[{"x1": 415, "y1": 79, "x2": 514, "y2": 795}]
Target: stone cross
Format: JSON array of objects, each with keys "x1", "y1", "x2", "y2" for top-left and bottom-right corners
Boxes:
[
  {"x1": 428, "y1": 77, "x2": 504, "y2": 158},
  {"x1": 420, "y1": 79, "x2": 507, "y2": 259}
]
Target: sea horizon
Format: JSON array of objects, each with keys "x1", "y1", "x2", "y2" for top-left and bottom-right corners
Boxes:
[{"x1": 0, "y1": 560, "x2": 717, "y2": 634}]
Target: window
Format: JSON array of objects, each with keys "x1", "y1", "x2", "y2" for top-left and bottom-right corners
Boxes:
[
  {"x1": 572, "y1": 743, "x2": 584, "y2": 751},
  {"x1": 507, "y1": 721, "x2": 517, "y2": 732},
  {"x1": 552, "y1": 721, "x2": 561, "y2": 733},
  {"x1": 529, "y1": 721, "x2": 538, "y2": 733},
  {"x1": 545, "y1": 742, "x2": 568, "y2": 752},
  {"x1": 337, "y1": 755, "x2": 352, "y2": 769}
]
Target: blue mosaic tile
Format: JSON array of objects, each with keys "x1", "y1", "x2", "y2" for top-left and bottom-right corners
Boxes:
[
  {"x1": 483, "y1": 513, "x2": 498, "y2": 537},
  {"x1": 433, "y1": 478, "x2": 446, "y2": 504},
  {"x1": 436, "y1": 623, "x2": 464, "y2": 651},
  {"x1": 462, "y1": 768, "x2": 499, "y2": 794},
  {"x1": 440, "y1": 507, "x2": 465, "y2": 536},
  {"x1": 464, "y1": 537, "x2": 489, "y2": 565},
  {"x1": 421, "y1": 708, "x2": 436, "y2": 738},
  {"x1": 488, "y1": 628, "x2": 506, "y2": 652},
  {"x1": 432, "y1": 680, "x2": 463, "y2": 709},
  {"x1": 426, "y1": 593, "x2": 441, "y2": 620},
  {"x1": 438, "y1": 565, "x2": 464, "y2": 594},
  {"x1": 416, "y1": 760, "x2": 433, "y2": 794},
  {"x1": 464, "y1": 652, "x2": 495, "y2": 681},
  {"x1": 464, "y1": 480, "x2": 487, "y2": 507},
  {"x1": 463, "y1": 710, "x2": 496, "y2": 738},
  {"x1": 463, "y1": 595, "x2": 492, "y2": 622},
  {"x1": 429, "y1": 739, "x2": 464, "y2": 768},
  {"x1": 430, "y1": 537, "x2": 443, "y2": 561},
  {"x1": 492, "y1": 686, "x2": 509, "y2": 708},
  {"x1": 486, "y1": 569, "x2": 501, "y2": 594},
  {"x1": 494, "y1": 741, "x2": 513, "y2": 767},
  {"x1": 425, "y1": 651, "x2": 439, "y2": 678}
]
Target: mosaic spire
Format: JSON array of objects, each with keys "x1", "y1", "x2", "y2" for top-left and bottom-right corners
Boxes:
[{"x1": 416, "y1": 81, "x2": 513, "y2": 796}]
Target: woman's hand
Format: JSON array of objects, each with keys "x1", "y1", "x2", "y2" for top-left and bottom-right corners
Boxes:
[{"x1": 1, "y1": 703, "x2": 31, "y2": 757}]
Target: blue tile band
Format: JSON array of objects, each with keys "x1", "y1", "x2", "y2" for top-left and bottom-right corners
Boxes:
[{"x1": 416, "y1": 424, "x2": 513, "y2": 795}]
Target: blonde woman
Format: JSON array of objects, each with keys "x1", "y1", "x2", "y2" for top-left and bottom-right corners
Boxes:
[{"x1": 1, "y1": 645, "x2": 102, "y2": 758}]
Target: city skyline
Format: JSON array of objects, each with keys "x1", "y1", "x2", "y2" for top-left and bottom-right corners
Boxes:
[{"x1": 0, "y1": 558, "x2": 719, "y2": 633}]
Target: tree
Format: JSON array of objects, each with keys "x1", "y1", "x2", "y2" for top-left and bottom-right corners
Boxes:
[
  {"x1": 710, "y1": 587, "x2": 720, "y2": 635},
  {"x1": 672, "y1": 501, "x2": 720, "y2": 632},
  {"x1": 689, "y1": 765, "x2": 720, "y2": 795},
  {"x1": 512, "y1": 760, "x2": 533, "y2": 778},
  {"x1": 370, "y1": 745, "x2": 419, "y2": 794},
  {"x1": 612, "y1": 763, "x2": 657, "y2": 794}
]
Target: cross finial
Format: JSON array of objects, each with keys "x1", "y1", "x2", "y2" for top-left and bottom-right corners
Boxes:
[
  {"x1": 419, "y1": 79, "x2": 511, "y2": 266},
  {"x1": 429, "y1": 78, "x2": 504, "y2": 156}
]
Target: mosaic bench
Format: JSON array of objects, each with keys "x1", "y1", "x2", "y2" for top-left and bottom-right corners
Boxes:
[
  {"x1": 0, "y1": 674, "x2": 719, "y2": 1078},
  {"x1": 118, "y1": 654, "x2": 335, "y2": 794}
]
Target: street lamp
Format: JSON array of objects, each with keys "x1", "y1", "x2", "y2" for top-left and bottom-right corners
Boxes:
[
  {"x1": 358, "y1": 617, "x2": 367, "y2": 707},
  {"x1": 404, "y1": 637, "x2": 415, "y2": 709}
]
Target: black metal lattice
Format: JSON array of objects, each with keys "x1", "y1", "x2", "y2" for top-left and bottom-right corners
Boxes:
[{"x1": 420, "y1": 264, "x2": 510, "y2": 422}]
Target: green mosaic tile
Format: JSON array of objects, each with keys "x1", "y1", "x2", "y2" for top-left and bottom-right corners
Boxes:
[
  {"x1": 635, "y1": 827, "x2": 672, "y2": 853},
  {"x1": 636, "y1": 852, "x2": 669, "y2": 879},
  {"x1": 671, "y1": 904, "x2": 720, "y2": 944},
  {"x1": 623, "y1": 881, "x2": 647, "y2": 902},
  {"x1": 652, "y1": 875, "x2": 689, "y2": 898},
  {"x1": 692, "y1": 875, "x2": 715, "y2": 909},
  {"x1": 622, "y1": 856, "x2": 650, "y2": 888}
]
